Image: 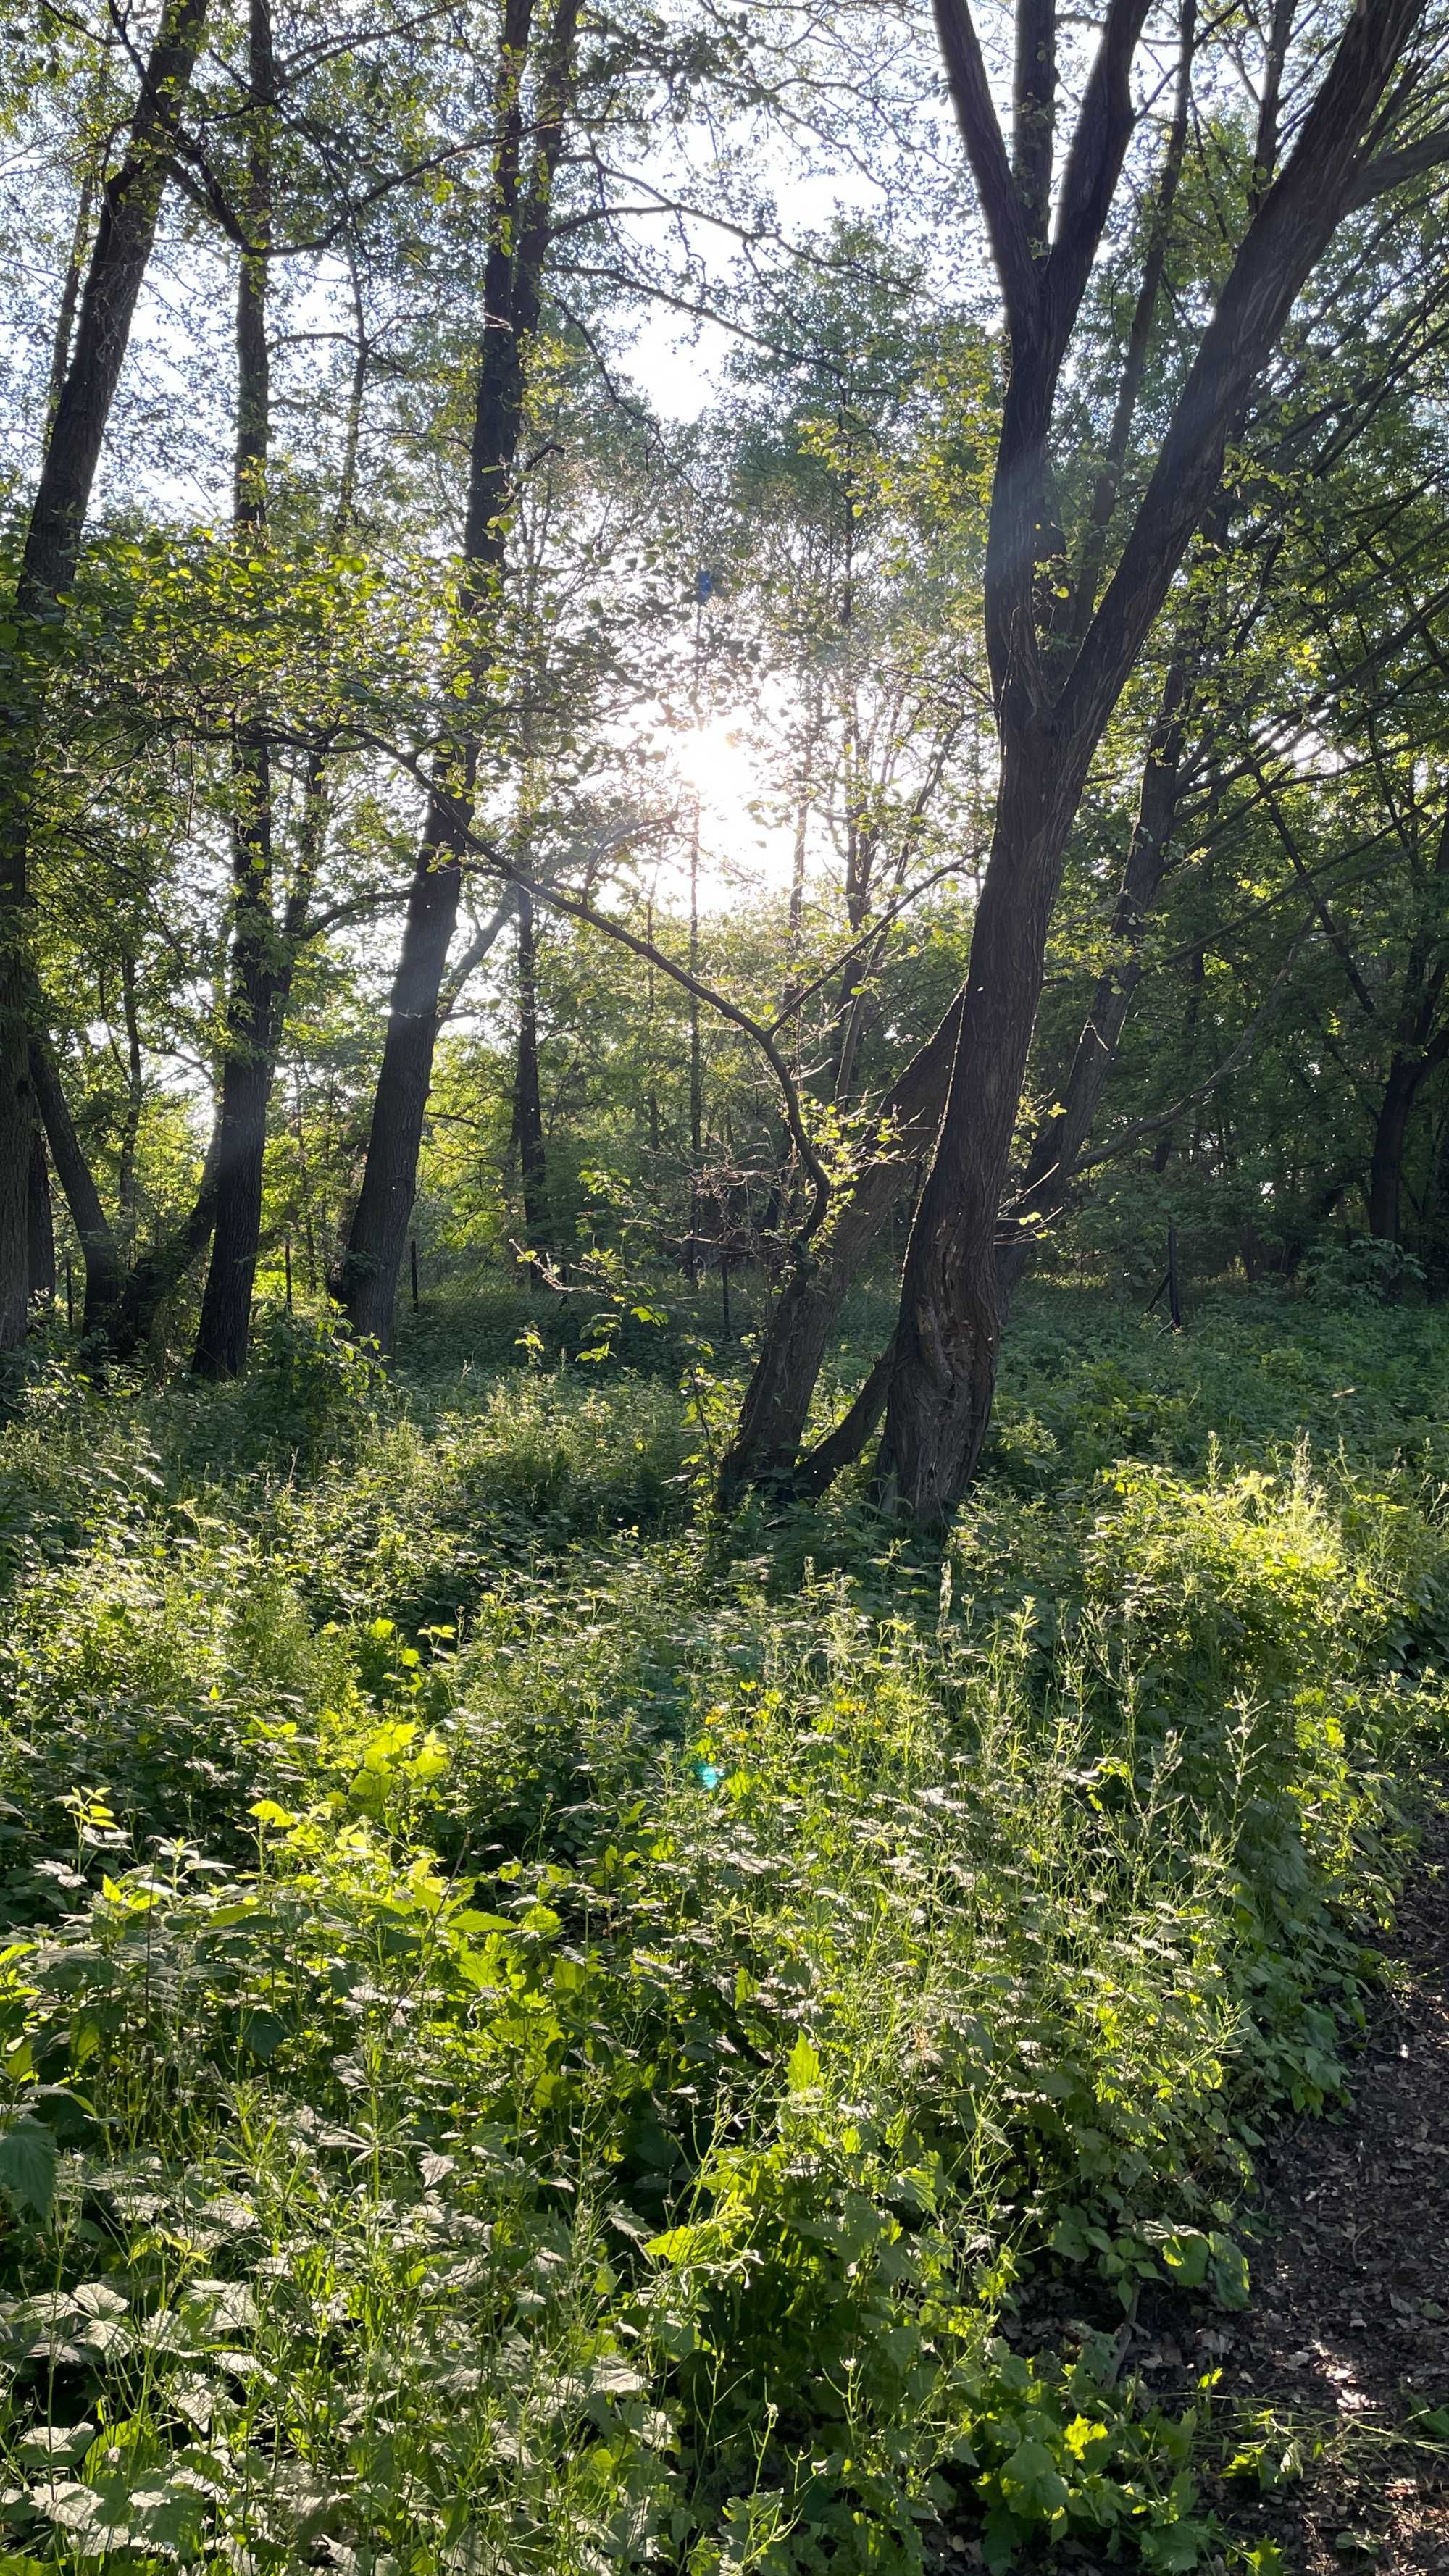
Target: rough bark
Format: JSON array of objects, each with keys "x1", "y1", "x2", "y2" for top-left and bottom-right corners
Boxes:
[
  {"x1": 335, "y1": 0, "x2": 579, "y2": 1347},
  {"x1": 875, "y1": 735, "x2": 1089, "y2": 1518},
  {"x1": 1365, "y1": 793, "x2": 1449, "y2": 1245},
  {"x1": 997, "y1": 640, "x2": 1195, "y2": 1301},
  {"x1": 0, "y1": 0, "x2": 208, "y2": 1347},
  {"x1": 1368, "y1": 1057, "x2": 1424, "y2": 1244}
]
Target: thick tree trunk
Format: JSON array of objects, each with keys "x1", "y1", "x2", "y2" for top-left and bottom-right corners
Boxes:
[
  {"x1": 336, "y1": 0, "x2": 578, "y2": 1348},
  {"x1": 0, "y1": 0, "x2": 208, "y2": 1347},
  {"x1": 333, "y1": 787, "x2": 469, "y2": 1343},
  {"x1": 191, "y1": 973, "x2": 275, "y2": 1376},
  {"x1": 998, "y1": 645, "x2": 1194, "y2": 1302},
  {"x1": 1369, "y1": 1056, "x2": 1427, "y2": 1245},
  {"x1": 874, "y1": 734, "x2": 1086, "y2": 1519}
]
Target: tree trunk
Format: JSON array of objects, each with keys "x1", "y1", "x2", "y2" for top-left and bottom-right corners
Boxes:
[
  {"x1": 335, "y1": 0, "x2": 579, "y2": 1348},
  {"x1": 30, "y1": 1038, "x2": 123, "y2": 1329},
  {"x1": 117, "y1": 950, "x2": 143, "y2": 1245},
  {"x1": 193, "y1": 0, "x2": 278, "y2": 1381},
  {"x1": 874, "y1": 732, "x2": 1087, "y2": 1519},
  {"x1": 716, "y1": 993, "x2": 961, "y2": 1502},
  {"x1": 998, "y1": 642, "x2": 1195, "y2": 1301},
  {"x1": 27, "y1": 1123, "x2": 54, "y2": 1305},
  {"x1": 1369, "y1": 1055, "x2": 1426, "y2": 1245},
  {"x1": 0, "y1": 0, "x2": 208, "y2": 1347},
  {"x1": 110, "y1": 1145, "x2": 220, "y2": 1361},
  {"x1": 512, "y1": 886, "x2": 549, "y2": 1260},
  {"x1": 869, "y1": 0, "x2": 1424, "y2": 1527}
]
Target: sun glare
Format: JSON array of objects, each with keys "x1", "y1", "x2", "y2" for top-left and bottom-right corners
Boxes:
[{"x1": 675, "y1": 716, "x2": 753, "y2": 808}]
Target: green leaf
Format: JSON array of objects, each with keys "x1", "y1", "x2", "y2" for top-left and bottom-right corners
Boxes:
[
  {"x1": 1140, "y1": 2519, "x2": 1212, "y2": 2572},
  {"x1": 787, "y1": 2032, "x2": 822, "y2": 2094},
  {"x1": 999, "y1": 2436, "x2": 1070, "y2": 2517},
  {"x1": 0, "y1": 2116, "x2": 57, "y2": 2217},
  {"x1": 644, "y1": 2224, "x2": 711, "y2": 2266}
]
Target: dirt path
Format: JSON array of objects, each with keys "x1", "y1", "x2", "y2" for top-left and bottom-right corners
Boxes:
[{"x1": 1174, "y1": 1809, "x2": 1449, "y2": 2571}]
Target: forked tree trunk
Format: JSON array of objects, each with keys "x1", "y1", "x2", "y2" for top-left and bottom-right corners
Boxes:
[
  {"x1": 872, "y1": 0, "x2": 1427, "y2": 1524},
  {"x1": 0, "y1": 0, "x2": 208, "y2": 1346},
  {"x1": 716, "y1": 995, "x2": 961, "y2": 1501},
  {"x1": 335, "y1": 0, "x2": 579, "y2": 1348}
]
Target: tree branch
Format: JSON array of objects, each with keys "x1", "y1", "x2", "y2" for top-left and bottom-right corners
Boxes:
[
  {"x1": 933, "y1": 0, "x2": 1041, "y2": 340},
  {"x1": 368, "y1": 741, "x2": 832, "y2": 1244}
]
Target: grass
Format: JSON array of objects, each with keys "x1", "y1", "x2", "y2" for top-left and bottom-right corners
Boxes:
[{"x1": 0, "y1": 1282, "x2": 1443, "y2": 2573}]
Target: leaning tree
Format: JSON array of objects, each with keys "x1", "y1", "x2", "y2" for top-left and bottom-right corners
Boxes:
[{"x1": 722, "y1": 0, "x2": 1449, "y2": 1519}]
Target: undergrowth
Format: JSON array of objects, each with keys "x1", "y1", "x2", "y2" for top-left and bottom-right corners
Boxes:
[{"x1": 0, "y1": 1287, "x2": 1443, "y2": 2574}]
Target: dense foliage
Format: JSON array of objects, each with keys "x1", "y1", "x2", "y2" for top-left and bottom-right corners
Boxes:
[
  {"x1": 0, "y1": 1295, "x2": 1444, "y2": 2569},
  {"x1": 6, "y1": 0, "x2": 1449, "y2": 2562}
]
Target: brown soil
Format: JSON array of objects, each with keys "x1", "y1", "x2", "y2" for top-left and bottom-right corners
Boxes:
[{"x1": 1147, "y1": 1807, "x2": 1449, "y2": 2572}]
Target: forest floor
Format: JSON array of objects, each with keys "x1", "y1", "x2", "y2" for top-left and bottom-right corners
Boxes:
[
  {"x1": 7, "y1": 1286, "x2": 1449, "y2": 2572},
  {"x1": 1169, "y1": 1805, "x2": 1449, "y2": 2574}
]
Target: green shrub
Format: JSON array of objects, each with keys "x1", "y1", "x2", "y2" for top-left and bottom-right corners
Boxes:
[{"x1": 0, "y1": 1292, "x2": 1442, "y2": 2572}]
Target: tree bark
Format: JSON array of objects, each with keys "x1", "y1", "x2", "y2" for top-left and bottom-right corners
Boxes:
[
  {"x1": 193, "y1": 0, "x2": 278, "y2": 1381},
  {"x1": 874, "y1": 732, "x2": 1089, "y2": 1518},
  {"x1": 27, "y1": 1122, "x2": 55, "y2": 1306},
  {"x1": 117, "y1": 950, "x2": 143, "y2": 1246},
  {"x1": 1368, "y1": 1056, "x2": 1423, "y2": 1245},
  {"x1": 716, "y1": 994, "x2": 961, "y2": 1501},
  {"x1": 0, "y1": 0, "x2": 208, "y2": 1347},
  {"x1": 109, "y1": 1151, "x2": 220, "y2": 1360},
  {"x1": 997, "y1": 639, "x2": 1195, "y2": 1300},
  {"x1": 1366, "y1": 793, "x2": 1449, "y2": 1246},
  {"x1": 335, "y1": 0, "x2": 579, "y2": 1347},
  {"x1": 30, "y1": 1039, "x2": 122, "y2": 1330}
]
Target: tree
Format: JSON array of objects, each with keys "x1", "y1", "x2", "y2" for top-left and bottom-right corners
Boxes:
[
  {"x1": 334, "y1": 0, "x2": 582, "y2": 1347},
  {"x1": 874, "y1": 0, "x2": 1447, "y2": 1521},
  {"x1": 0, "y1": 0, "x2": 209, "y2": 1347}
]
